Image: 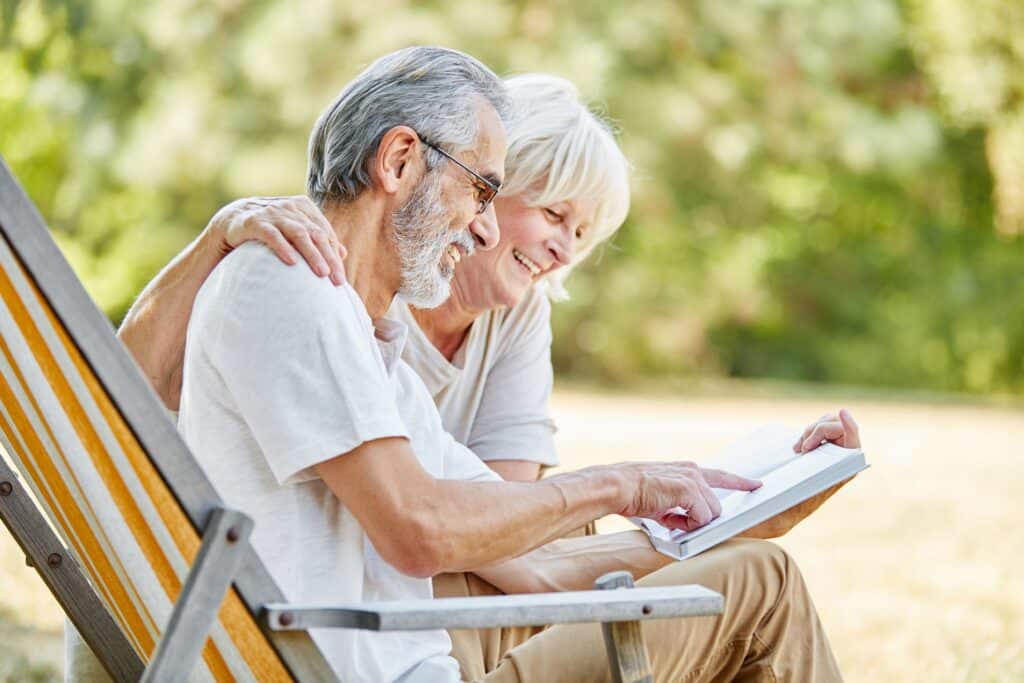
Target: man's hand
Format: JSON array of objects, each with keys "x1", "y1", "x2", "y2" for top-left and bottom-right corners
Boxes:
[
  {"x1": 794, "y1": 408, "x2": 860, "y2": 453},
  {"x1": 207, "y1": 195, "x2": 347, "y2": 285},
  {"x1": 614, "y1": 461, "x2": 762, "y2": 533}
]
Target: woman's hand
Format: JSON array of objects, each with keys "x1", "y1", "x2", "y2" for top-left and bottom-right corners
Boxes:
[
  {"x1": 793, "y1": 408, "x2": 860, "y2": 453},
  {"x1": 207, "y1": 195, "x2": 347, "y2": 285},
  {"x1": 741, "y1": 408, "x2": 862, "y2": 539}
]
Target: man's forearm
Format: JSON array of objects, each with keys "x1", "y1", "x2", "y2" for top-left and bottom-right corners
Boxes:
[
  {"x1": 319, "y1": 439, "x2": 630, "y2": 578},
  {"x1": 118, "y1": 229, "x2": 223, "y2": 410},
  {"x1": 319, "y1": 438, "x2": 757, "y2": 579},
  {"x1": 426, "y1": 467, "x2": 625, "y2": 574},
  {"x1": 473, "y1": 530, "x2": 674, "y2": 594}
]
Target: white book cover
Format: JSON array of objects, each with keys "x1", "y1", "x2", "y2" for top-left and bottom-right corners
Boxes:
[{"x1": 633, "y1": 424, "x2": 868, "y2": 561}]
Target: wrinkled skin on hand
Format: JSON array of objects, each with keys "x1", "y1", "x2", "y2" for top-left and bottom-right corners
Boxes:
[{"x1": 617, "y1": 461, "x2": 762, "y2": 533}]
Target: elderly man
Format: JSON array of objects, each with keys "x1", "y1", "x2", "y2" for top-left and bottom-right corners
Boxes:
[{"x1": 156, "y1": 47, "x2": 841, "y2": 682}]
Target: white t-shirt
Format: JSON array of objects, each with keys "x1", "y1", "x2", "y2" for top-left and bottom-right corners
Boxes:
[
  {"x1": 388, "y1": 287, "x2": 558, "y2": 467},
  {"x1": 177, "y1": 243, "x2": 499, "y2": 683}
]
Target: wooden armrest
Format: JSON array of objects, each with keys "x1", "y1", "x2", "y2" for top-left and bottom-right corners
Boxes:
[{"x1": 263, "y1": 584, "x2": 722, "y2": 632}]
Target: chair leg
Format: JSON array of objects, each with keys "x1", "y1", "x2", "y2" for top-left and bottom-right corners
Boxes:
[
  {"x1": 140, "y1": 506, "x2": 253, "y2": 683},
  {"x1": 595, "y1": 571, "x2": 654, "y2": 683}
]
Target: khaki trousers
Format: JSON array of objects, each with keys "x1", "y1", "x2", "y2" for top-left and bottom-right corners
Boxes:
[{"x1": 433, "y1": 538, "x2": 841, "y2": 682}]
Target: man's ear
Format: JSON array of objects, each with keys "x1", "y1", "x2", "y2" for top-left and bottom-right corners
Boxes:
[{"x1": 373, "y1": 126, "x2": 421, "y2": 195}]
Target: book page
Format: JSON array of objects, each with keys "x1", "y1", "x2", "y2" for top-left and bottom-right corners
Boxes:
[
  {"x1": 699, "y1": 424, "x2": 804, "y2": 510},
  {"x1": 706, "y1": 423, "x2": 804, "y2": 480}
]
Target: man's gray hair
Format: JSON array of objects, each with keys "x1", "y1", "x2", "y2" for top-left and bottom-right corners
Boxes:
[{"x1": 307, "y1": 46, "x2": 510, "y2": 205}]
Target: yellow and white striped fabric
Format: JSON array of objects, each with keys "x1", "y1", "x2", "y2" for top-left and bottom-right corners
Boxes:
[{"x1": 0, "y1": 234, "x2": 292, "y2": 681}]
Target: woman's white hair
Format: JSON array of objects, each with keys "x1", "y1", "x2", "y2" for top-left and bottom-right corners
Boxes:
[{"x1": 501, "y1": 74, "x2": 631, "y2": 299}]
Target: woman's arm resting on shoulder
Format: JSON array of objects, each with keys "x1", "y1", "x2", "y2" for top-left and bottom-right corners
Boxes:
[{"x1": 117, "y1": 196, "x2": 345, "y2": 410}]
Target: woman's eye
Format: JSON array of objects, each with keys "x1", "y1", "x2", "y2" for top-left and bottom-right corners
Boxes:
[
  {"x1": 544, "y1": 208, "x2": 563, "y2": 222},
  {"x1": 575, "y1": 227, "x2": 586, "y2": 239}
]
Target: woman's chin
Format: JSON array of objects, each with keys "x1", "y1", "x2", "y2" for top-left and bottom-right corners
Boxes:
[
  {"x1": 475, "y1": 285, "x2": 526, "y2": 311},
  {"x1": 499, "y1": 286, "x2": 530, "y2": 310}
]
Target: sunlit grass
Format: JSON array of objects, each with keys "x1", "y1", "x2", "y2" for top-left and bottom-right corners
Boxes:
[
  {"x1": 1, "y1": 386, "x2": 1021, "y2": 680},
  {"x1": 550, "y1": 388, "x2": 1024, "y2": 681}
]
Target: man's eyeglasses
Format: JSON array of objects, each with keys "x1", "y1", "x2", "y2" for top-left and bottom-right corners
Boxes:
[{"x1": 419, "y1": 137, "x2": 501, "y2": 215}]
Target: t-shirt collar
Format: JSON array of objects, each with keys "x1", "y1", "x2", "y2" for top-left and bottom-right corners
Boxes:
[
  {"x1": 372, "y1": 317, "x2": 408, "y2": 376},
  {"x1": 387, "y1": 298, "x2": 462, "y2": 395}
]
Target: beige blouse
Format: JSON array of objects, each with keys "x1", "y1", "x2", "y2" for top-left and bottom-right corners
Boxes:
[{"x1": 387, "y1": 286, "x2": 558, "y2": 466}]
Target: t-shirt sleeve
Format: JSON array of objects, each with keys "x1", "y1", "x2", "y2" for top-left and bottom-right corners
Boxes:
[
  {"x1": 204, "y1": 245, "x2": 409, "y2": 485},
  {"x1": 466, "y1": 290, "x2": 558, "y2": 466}
]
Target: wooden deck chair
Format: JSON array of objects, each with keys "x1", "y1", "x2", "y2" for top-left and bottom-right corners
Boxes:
[{"x1": 0, "y1": 156, "x2": 723, "y2": 683}]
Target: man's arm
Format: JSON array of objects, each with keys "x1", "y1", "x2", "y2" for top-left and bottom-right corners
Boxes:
[
  {"x1": 118, "y1": 196, "x2": 345, "y2": 410},
  {"x1": 314, "y1": 438, "x2": 760, "y2": 578}
]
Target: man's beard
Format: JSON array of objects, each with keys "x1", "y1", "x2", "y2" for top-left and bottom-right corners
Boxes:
[{"x1": 392, "y1": 171, "x2": 475, "y2": 309}]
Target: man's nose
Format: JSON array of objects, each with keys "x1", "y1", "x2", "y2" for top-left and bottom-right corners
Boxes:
[{"x1": 470, "y1": 203, "x2": 500, "y2": 251}]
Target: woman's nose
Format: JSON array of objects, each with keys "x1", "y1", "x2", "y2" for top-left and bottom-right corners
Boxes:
[{"x1": 547, "y1": 226, "x2": 574, "y2": 266}]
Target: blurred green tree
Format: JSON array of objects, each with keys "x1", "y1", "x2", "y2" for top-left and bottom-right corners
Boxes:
[{"x1": 1, "y1": 0, "x2": 1022, "y2": 394}]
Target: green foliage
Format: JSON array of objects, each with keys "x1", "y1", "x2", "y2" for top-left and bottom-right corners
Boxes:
[{"x1": 1, "y1": 0, "x2": 1022, "y2": 394}]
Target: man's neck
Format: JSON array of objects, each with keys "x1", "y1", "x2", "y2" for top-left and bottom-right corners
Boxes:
[{"x1": 321, "y1": 197, "x2": 400, "y2": 320}]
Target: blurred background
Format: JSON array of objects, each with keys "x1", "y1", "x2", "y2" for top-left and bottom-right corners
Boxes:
[{"x1": 1, "y1": 0, "x2": 1022, "y2": 681}]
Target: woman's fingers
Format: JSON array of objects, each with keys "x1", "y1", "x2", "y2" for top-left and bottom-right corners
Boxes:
[
  {"x1": 255, "y1": 221, "x2": 300, "y2": 266},
  {"x1": 838, "y1": 408, "x2": 860, "y2": 448},
  {"x1": 308, "y1": 226, "x2": 347, "y2": 285},
  {"x1": 222, "y1": 196, "x2": 347, "y2": 287},
  {"x1": 795, "y1": 408, "x2": 861, "y2": 452},
  {"x1": 794, "y1": 413, "x2": 836, "y2": 452},
  {"x1": 289, "y1": 197, "x2": 347, "y2": 284},
  {"x1": 801, "y1": 421, "x2": 842, "y2": 452},
  {"x1": 274, "y1": 218, "x2": 330, "y2": 277}
]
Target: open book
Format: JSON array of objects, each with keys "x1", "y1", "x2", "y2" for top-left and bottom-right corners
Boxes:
[{"x1": 633, "y1": 424, "x2": 867, "y2": 561}]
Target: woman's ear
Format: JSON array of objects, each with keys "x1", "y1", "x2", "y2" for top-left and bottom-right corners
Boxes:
[{"x1": 373, "y1": 126, "x2": 421, "y2": 195}]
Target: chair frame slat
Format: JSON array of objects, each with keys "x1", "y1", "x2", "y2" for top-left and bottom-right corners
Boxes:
[
  {"x1": 141, "y1": 507, "x2": 254, "y2": 683},
  {"x1": 264, "y1": 584, "x2": 723, "y2": 632},
  {"x1": 0, "y1": 455, "x2": 145, "y2": 682}
]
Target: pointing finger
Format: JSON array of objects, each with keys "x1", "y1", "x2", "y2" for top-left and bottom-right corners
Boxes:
[{"x1": 701, "y1": 468, "x2": 762, "y2": 491}]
